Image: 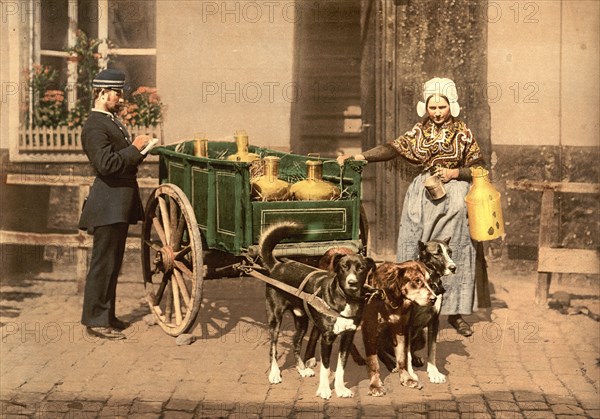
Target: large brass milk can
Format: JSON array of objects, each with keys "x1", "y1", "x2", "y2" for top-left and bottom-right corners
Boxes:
[
  {"x1": 464, "y1": 167, "x2": 505, "y2": 241},
  {"x1": 251, "y1": 156, "x2": 290, "y2": 201},
  {"x1": 290, "y1": 160, "x2": 340, "y2": 201},
  {"x1": 227, "y1": 130, "x2": 260, "y2": 162}
]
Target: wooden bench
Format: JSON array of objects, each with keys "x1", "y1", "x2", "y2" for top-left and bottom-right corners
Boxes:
[{"x1": 507, "y1": 181, "x2": 599, "y2": 305}]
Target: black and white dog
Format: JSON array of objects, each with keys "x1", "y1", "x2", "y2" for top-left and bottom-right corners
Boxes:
[
  {"x1": 259, "y1": 222, "x2": 375, "y2": 399},
  {"x1": 377, "y1": 237, "x2": 456, "y2": 384}
]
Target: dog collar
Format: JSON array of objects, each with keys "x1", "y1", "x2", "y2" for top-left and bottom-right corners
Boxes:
[
  {"x1": 386, "y1": 290, "x2": 403, "y2": 310},
  {"x1": 297, "y1": 272, "x2": 359, "y2": 321},
  {"x1": 371, "y1": 288, "x2": 403, "y2": 310}
]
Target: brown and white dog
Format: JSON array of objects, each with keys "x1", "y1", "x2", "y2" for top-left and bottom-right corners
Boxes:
[
  {"x1": 361, "y1": 259, "x2": 437, "y2": 395},
  {"x1": 259, "y1": 222, "x2": 375, "y2": 399},
  {"x1": 374, "y1": 238, "x2": 456, "y2": 387}
]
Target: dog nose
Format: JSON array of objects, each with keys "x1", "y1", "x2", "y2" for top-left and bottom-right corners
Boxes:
[
  {"x1": 429, "y1": 295, "x2": 437, "y2": 304},
  {"x1": 347, "y1": 273, "x2": 358, "y2": 285},
  {"x1": 449, "y1": 265, "x2": 456, "y2": 273}
]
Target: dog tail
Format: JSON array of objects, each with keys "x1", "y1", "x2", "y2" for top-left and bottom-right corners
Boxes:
[{"x1": 259, "y1": 221, "x2": 304, "y2": 270}]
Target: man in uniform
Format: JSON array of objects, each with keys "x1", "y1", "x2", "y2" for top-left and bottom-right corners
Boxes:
[{"x1": 79, "y1": 69, "x2": 151, "y2": 340}]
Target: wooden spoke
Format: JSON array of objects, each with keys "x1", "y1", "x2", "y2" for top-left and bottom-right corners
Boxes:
[
  {"x1": 153, "y1": 273, "x2": 170, "y2": 306},
  {"x1": 164, "y1": 285, "x2": 173, "y2": 324},
  {"x1": 158, "y1": 196, "x2": 172, "y2": 245},
  {"x1": 173, "y1": 269, "x2": 191, "y2": 307},
  {"x1": 171, "y1": 274, "x2": 183, "y2": 325},
  {"x1": 169, "y1": 196, "x2": 178, "y2": 241},
  {"x1": 152, "y1": 216, "x2": 167, "y2": 246},
  {"x1": 144, "y1": 240, "x2": 163, "y2": 253},
  {"x1": 174, "y1": 245, "x2": 192, "y2": 260},
  {"x1": 172, "y1": 212, "x2": 186, "y2": 250},
  {"x1": 174, "y1": 260, "x2": 194, "y2": 279}
]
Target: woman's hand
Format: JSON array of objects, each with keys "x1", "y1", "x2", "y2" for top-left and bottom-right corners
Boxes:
[
  {"x1": 433, "y1": 166, "x2": 459, "y2": 183},
  {"x1": 336, "y1": 153, "x2": 365, "y2": 166}
]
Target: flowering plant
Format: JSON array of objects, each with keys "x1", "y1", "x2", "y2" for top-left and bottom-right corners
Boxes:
[
  {"x1": 26, "y1": 65, "x2": 68, "y2": 128},
  {"x1": 119, "y1": 86, "x2": 165, "y2": 127},
  {"x1": 66, "y1": 102, "x2": 88, "y2": 128},
  {"x1": 38, "y1": 90, "x2": 69, "y2": 127},
  {"x1": 64, "y1": 30, "x2": 108, "y2": 116}
]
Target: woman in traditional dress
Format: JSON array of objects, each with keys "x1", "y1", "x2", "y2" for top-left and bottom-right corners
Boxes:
[{"x1": 337, "y1": 77, "x2": 486, "y2": 336}]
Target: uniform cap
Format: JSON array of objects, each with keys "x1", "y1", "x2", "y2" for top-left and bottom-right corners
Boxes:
[{"x1": 92, "y1": 69, "x2": 126, "y2": 89}]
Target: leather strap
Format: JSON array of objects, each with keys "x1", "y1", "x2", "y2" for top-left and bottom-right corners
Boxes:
[{"x1": 246, "y1": 269, "x2": 341, "y2": 318}]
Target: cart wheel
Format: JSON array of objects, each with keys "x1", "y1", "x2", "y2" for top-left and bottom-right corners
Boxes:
[{"x1": 142, "y1": 184, "x2": 204, "y2": 336}]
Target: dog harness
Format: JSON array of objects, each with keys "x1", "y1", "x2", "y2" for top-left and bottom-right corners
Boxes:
[
  {"x1": 246, "y1": 268, "x2": 341, "y2": 319},
  {"x1": 296, "y1": 270, "x2": 362, "y2": 327}
]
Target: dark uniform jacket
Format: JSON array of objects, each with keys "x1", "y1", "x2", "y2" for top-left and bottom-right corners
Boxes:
[{"x1": 78, "y1": 111, "x2": 145, "y2": 231}]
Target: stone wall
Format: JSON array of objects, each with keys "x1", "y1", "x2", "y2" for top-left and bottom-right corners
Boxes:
[
  {"x1": 0, "y1": 150, "x2": 159, "y2": 273},
  {"x1": 493, "y1": 144, "x2": 599, "y2": 260}
]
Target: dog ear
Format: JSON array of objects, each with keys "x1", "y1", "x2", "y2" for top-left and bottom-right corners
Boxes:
[
  {"x1": 384, "y1": 266, "x2": 404, "y2": 295},
  {"x1": 395, "y1": 265, "x2": 415, "y2": 285},
  {"x1": 332, "y1": 252, "x2": 346, "y2": 269},
  {"x1": 443, "y1": 237, "x2": 451, "y2": 245},
  {"x1": 366, "y1": 257, "x2": 376, "y2": 273}
]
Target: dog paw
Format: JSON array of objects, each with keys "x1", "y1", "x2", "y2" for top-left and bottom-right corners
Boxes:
[
  {"x1": 409, "y1": 370, "x2": 419, "y2": 381},
  {"x1": 268, "y1": 370, "x2": 282, "y2": 384},
  {"x1": 367, "y1": 386, "x2": 386, "y2": 397},
  {"x1": 316, "y1": 386, "x2": 332, "y2": 400},
  {"x1": 401, "y1": 378, "x2": 423, "y2": 390},
  {"x1": 427, "y1": 364, "x2": 446, "y2": 384},
  {"x1": 305, "y1": 357, "x2": 317, "y2": 369},
  {"x1": 298, "y1": 367, "x2": 315, "y2": 378},
  {"x1": 400, "y1": 372, "x2": 423, "y2": 390},
  {"x1": 428, "y1": 371, "x2": 446, "y2": 384},
  {"x1": 335, "y1": 386, "x2": 354, "y2": 398}
]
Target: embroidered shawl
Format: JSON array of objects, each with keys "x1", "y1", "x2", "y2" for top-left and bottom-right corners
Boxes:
[{"x1": 390, "y1": 118, "x2": 483, "y2": 169}]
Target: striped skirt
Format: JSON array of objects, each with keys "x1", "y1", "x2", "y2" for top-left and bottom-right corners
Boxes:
[{"x1": 396, "y1": 172, "x2": 477, "y2": 315}]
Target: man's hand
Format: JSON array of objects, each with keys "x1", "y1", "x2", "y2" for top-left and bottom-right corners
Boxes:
[{"x1": 133, "y1": 134, "x2": 151, "y2": 151}]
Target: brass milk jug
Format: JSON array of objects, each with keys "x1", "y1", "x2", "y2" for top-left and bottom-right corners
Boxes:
[
  {"x1": 193, "y1": 134, "x2": 209, "y2": 157},
  {"x1": 464, "y1": 167, "x2": 505, "y2": 241},
  {"x1": 251, "y1": 156, "x2": 290, "y2": 201},
  {"x1": 290, "y1": 160, "x2": 341, "y2": 201},
  {"x1": 227, "y1": 130, "x2": 260, "y2": 162}
]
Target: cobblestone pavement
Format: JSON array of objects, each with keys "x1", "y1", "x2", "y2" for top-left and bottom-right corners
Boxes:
[{"x1": 1, "y1": 259, "x2": 598, "y2": 418}]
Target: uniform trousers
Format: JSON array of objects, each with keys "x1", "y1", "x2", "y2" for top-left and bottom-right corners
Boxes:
[{"x1": 81, "y1": 223, "x2": 129, "y2": 327}]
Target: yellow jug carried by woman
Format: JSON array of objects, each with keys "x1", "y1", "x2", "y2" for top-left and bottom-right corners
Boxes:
[{"x1": 464, "y1": 167, "x2": 505, "y2": 241}]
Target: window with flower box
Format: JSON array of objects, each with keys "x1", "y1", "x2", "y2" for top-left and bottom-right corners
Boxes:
[{"x1": 21, "y1": 0, "x2": 163, "y2": 154}]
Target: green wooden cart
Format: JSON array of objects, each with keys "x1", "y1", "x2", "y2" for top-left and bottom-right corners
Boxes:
[{"x1": 142, "y1": 141, "x2": 367, "y2": 336}]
